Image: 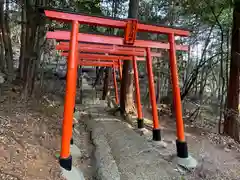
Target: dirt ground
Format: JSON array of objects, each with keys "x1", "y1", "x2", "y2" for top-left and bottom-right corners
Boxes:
[
  {"x1": 1, "y1": 79, "x2": 240, "y2": 180},
  {"x1": 0, "y1": 84, "x2": 64, "y2": 180},
  {"x1": 0, "y1": 84, "x2": 95, "y2": 180},
  {"x1": 140, "y1": 106, "x2": 240, "y2": 179}
]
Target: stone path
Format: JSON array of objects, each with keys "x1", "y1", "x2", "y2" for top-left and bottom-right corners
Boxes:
[
  {"x1": 72, "y1": 75, "x2": 240, "y2": 180},
  {"x1": 73, "y1": 77, "x2": 182, "y2": 179}
]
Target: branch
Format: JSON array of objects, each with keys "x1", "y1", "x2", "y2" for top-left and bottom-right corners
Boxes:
[
  {"x1": 182, "y1": 52, "x2": 223, "y2": 99},
  {"x1": 181, "y1": 7, "x2": 225, "y2": 99}
]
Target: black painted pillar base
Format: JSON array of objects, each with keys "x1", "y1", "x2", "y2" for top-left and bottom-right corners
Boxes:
[
  {"x1": 137, "y1": 118, "x2": 144, "y2": 129},
  {"x1": 176, "y1": 140, "x2": 188, "y2": 158},
  {"x1": 152, "y1": 128, "x2": 161, "y2": 141},
  {"x1": 59, "y1": 155, "x2": 72, "y2": 171}
]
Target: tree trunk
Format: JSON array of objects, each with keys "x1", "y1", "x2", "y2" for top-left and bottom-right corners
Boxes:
[
  {"x1": 21, "y1": 0, "x2": 46, "y2": 98},
  {"x1": 78, "y1": 66, "x2": 83, "y2": 104},
  {"x1": 0, "y1": 32, "x2": 5, "y2": 72},
  {"x1": 224, "y1": 3, "x2": 240, "y2": 142},
  {"x1": 0, "y1": 0, "x2": 14, "y2": 81},
  {"x1": 96, "y1": 67, "x2": 99, "y2": 76},
  {"x1": 102, "y1": 0, "x2": 119, "y2": 100},
  {"x1": 94, "y1": 67, "x2": 105, "y2": 87},
  {"x1": 19, "y1": 0, "x2": 27, "y2": 80},
  {"x1": 120, "y1": 0, "x2": 139, "y2": 114},
  {"x1": 102, "y1": 67, "x2": 111, "y2": 99},
  {"x1": 166, "y1": 0, "x2": 175, "y2": 100},
  {"x1": 102, "y1": 67, "x2": 111, "y2": 100},
  {"x1": 156, "y1": 60, "x2": 161, "y2": 103}
]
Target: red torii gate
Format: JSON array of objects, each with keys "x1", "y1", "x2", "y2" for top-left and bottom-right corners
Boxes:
[
  {"x1": 56, "y1": 42, "x2": 154, "y2": 56},
  {"x1": 56, "y1": 43, "x2": 146, "y2": 155},
  {"x1": 58, "y1": 46, "x2": 147, "y2": 125},
  {"x1": 56, "y1": 41, "x2": 164, "y2": 131},
  {"x1": 78, "y1": 60, "x2": 121, "y2": 104},
  {"x1": 58, "y1": 44, "x2": 147, "y2": 80},
  {"x1": 43, "y1": 8, "x2": 196, "y2": 171},
  {"x1": 48, "y1": 31, "x2": 188, "y2": 50}
]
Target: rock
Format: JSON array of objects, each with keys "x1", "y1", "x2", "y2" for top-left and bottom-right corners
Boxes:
[
  {"x1": 136, "y1": 128, "x2": 149, "y2": 136},
  {"x1": 224, "y1": 147, "x2": 231, "y2": 152},
  {"x1": 152, "y1": 140, "x2": 168, "y2": 148}
]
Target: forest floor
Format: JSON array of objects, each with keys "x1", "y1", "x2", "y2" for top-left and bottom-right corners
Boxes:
[
  {"x1": 0, "y1": 76, "x2": 240, "y2": 179},
  {"x1": 0, "y1": 83, "x2": 94, "y2": 180},
  {"x1": 139, "y1": 107, "x2": 240, "y2": 179},
  {"x1": 0, "y1": 84, "x2": 64, "y2": 180}
]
